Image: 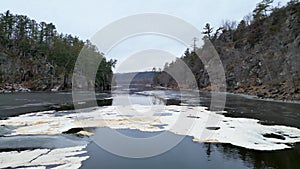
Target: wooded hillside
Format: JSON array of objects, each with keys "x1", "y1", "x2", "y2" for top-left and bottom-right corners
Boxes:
[
  {"x1": 154, "y1": 0, "x2": 300, "y2": 100},
  {"x1": 0, "y1": 11, "x2": 116, "y2": 91}
]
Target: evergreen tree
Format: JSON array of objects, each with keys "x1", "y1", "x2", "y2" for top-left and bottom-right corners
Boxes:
[
  {"x1": 202, "y1": 23, "x2": 213, "y2": 39},
  {"x1": 0, "y1": 11, "x2": 116, "y2": 91},
  {"x1": 253, "y1": 0, "x2": 274, "y2": 20}
]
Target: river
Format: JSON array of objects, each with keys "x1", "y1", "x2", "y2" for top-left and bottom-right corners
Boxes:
[{"x1": 0, "y1": 90, "x2": 299, "y2": 169}]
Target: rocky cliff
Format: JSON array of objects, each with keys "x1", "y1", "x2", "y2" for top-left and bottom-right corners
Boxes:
[
  {"x1": 154, "y1": 1, "x2": 300, "y2": 100},
  {"x1": 215, "y1": 1, "x2": 300, "y2": 100}
]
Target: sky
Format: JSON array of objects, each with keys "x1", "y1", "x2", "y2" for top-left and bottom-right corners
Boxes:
[{"x1": 0, "y1": 0, "x2": 290, "y2": 73}]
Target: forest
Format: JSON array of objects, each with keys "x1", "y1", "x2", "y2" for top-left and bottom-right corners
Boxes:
[{"x1": 0, "y1": 10, "x2": 116, "y2": 92}]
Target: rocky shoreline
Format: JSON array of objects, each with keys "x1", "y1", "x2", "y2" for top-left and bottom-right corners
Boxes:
[
  {"x1": 0, "y1": 81, "x2": 71, "y2": 93},
  {"x1": 0, "y1": 83, "x2": 31, "y2": 93},
  {"x1": 206, "y1": 85, "x2": 300, "y2": 102},
  {"x1": 232, "y1": 84, "x2": 300, "y2": 101},
  {"x1": 153, "y1": 85, "x2": 300, "y2": 102},
  {"x1": 1, "y1": 81, "x2": 299, "y2": 103}
]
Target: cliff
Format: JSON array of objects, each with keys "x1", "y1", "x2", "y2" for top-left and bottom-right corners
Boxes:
[
  {"x1": 154, "y1": 1, "x2": 300, "y2": 100},
  {"x1": 216, "y1": 1, "x2": 300, "y2": 100}
]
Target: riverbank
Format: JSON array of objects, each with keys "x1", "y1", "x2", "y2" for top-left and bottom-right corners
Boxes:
[
  {"x1": 231, "y1": 84, "x2": 300, "y2": 102},
  {"x1": 152, "y1": 85, "x2": 300, "y2": 103},
  {"x1": 0, "y1": 83, "x2": 31, "y2": 93}
]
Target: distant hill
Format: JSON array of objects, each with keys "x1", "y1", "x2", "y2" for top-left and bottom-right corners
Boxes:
[{"x1": 113, "y1": 71, "x2": 155, "y2": 87}]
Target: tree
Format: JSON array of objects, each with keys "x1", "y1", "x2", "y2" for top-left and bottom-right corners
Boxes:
[
  {"x1": 222, "y1": 20, "x2": 237, "y2": 31},
  {"x1": 2, "y1": 10, "x2": 14, "y2": 49},
  {"x1": 202, "y1": 23, "x2": 213, "y2": 39},
  {"x1": 243, "y1": 13, "x2": 253, "y2": 26},
  {"x1": 184, "y1": 48, "x2": 190, "y2": 57},
  {"x1": 253, "y1": 0, "x2": 274, "y2": 20},
  {"x1": 222, "y1": 20, "x2": 237, "y2": 41},
  {"x1": 237, "y1": 20, "x2": 246, "y2": 30},
  {"x1": 287, "y1": 0, "x2": 299, "y2": 5},
  {"x1": 212, "y1": 27, "x2": 224, "y2": 41},
  {"x1": 0, "y1": 11, "x2": 116, "y2": 91}
]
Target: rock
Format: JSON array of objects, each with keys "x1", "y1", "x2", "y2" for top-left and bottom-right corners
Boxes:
[
  {"x1": 288, "y1": 88, "x2": 297, "y2": 94},
  {"x1": 269, "y1": 89, "x2": 279, "y2": 94},
  {"x1": 51, "y1": 87, "x2": 59, "y2": 92},
  {"x1": 257, "y1": 92, "x2": 266, "y2": 98}
]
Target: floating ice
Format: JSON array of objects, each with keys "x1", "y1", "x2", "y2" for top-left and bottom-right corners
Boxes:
[
  {"x1": 1, "y1": 105, "x2": 300, "y2": 151},
  {"x1": 0, "y1": 146, "x2": 88, "y2": 169}
]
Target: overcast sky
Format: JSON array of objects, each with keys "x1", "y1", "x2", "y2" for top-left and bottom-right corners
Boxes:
[{"x1": 0, "y1": 0, "x2": 290, "y2": 73}]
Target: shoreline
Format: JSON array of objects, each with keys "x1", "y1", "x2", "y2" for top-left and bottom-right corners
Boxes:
[
  {"x1": 151, "y1": 86, "x2": 300, "y2": 104},
  {"x1": 1, "y1": 86, "x2": 299, "y2": 105},
  {"x1": 226, "y1": 91, "x2": 300, "y2": 104}
]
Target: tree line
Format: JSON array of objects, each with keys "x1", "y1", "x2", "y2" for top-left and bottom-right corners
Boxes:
[{"x1": 0, "y1": 10, "x2": 116, "y2": 91}]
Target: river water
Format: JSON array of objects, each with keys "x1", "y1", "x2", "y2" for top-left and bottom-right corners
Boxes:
[{"x1": 0, "y1": 90, "x2": 299, "y2": 169}]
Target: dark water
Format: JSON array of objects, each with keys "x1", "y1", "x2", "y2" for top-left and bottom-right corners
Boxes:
[
  {"x1": 82, "y1": 129, "x2": 250, "y2": 169},
  {"x1": 0, "y1": 134, "x2": 89, "y2": 151},
  {"x1": 0, "y1": 90, "x2": 300, "y2": 169},
  {"x1": 0, "y1": 92, "x2": 110, "y2": 118},
  {"x1": 223, "y1": 94, "x2": 300, "y2": 129},
  {"x1": 143, "y1": 89, "x2": 300, "y2": 128},
  {"x1": 82, "y1": 129, "x2": 300, "y2": 169}
]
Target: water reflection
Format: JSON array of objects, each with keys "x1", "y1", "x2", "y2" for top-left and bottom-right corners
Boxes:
[
  {"x1": 82, "y1": 129, "x2": 251, "y2": 169},
  {"x1": 151, "y1": 95, "x2": 165, "y2": 105},
  {"x1": 85, "y1": 129, "x2": 299, "y2": 169},
  {"x1": 205, "y1": 143, "x2": 212, "y2": 161},
  {"x1": 214, "y1": 142, "x2": 300, "y2": 169}
]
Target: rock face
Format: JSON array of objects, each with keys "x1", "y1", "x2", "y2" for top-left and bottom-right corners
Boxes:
[
  {"x1": 0, "y1": 52, "x2": 69, "y2": 92},
  {"x1": 154, "y1": 2, "x2": 300, "y2": 100},
  {"x1": 214, "y1": 2, "x2": 300, "y2": 100}
]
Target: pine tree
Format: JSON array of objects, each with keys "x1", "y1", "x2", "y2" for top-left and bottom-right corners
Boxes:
[
  {"x1": 202, "y1": 23, "x2": 213, "y2": 39},
  {"x1": 253, "y1": 0, "x2": 274, "y2": 20}
]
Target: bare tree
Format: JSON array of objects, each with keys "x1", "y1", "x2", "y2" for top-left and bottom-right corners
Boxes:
[
  {"x1": 243, "y1": 13, "x2": 253, "y2": 26},
  {"x1": 222, "y1": 20, "x2": 237, "y2": 31},
  {"x1": 212, "y1": 27, "x2": 224, "y2": 41}
]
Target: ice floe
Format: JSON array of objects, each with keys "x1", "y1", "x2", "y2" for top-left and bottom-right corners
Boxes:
[
  {"x1": 1, "y1": 105, "x2": 300, "y2": 151},
  {"x1": 0, "y1": 146, "x2": 88, "y2": 169}
]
